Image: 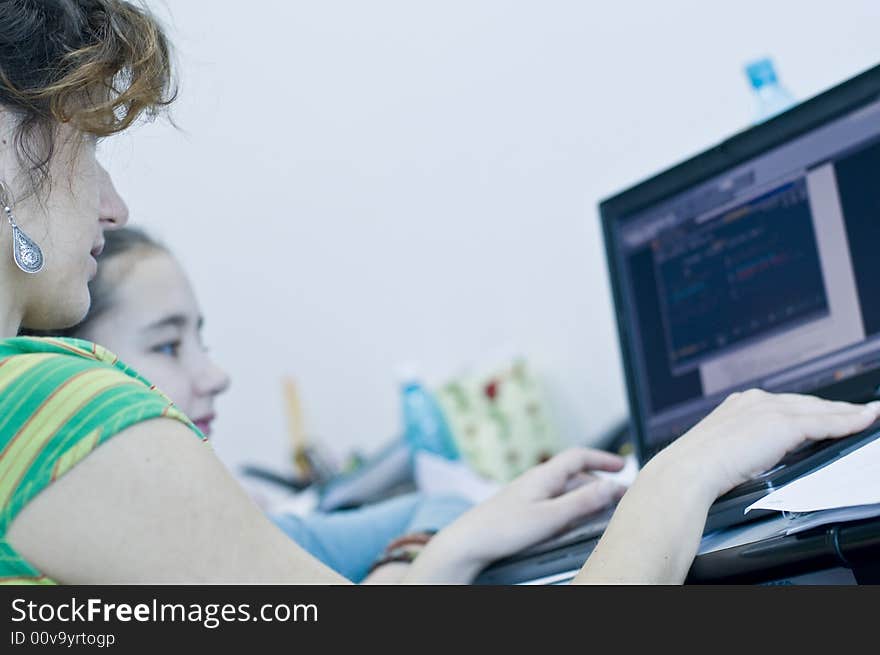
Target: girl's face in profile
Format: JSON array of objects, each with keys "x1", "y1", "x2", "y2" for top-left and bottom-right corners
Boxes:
[{"x1": 80, "y1": 249, "x2": 231, "y2": 436}]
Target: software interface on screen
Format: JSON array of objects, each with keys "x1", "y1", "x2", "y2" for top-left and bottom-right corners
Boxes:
[{"x1": 612, "y1": 98, "x2": 880, "y2": 453}]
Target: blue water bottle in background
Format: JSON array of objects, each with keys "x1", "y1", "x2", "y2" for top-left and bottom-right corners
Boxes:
[
  {"x1": 745, "y1": 57, "x2": 796, "y2": 124},
  {"x1": 398, "y1": 366, "x2": 460, "y2": 461}
]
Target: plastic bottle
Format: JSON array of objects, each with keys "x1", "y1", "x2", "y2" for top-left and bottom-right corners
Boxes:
[
  {"x1": 398, "y1": 366, "x2": 460, "y2": 461},
  {"x1": 745, "y1": 57, "x2": 796, "y2": 124}
]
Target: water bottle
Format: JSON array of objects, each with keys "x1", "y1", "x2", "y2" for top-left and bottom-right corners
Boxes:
[
  {"x1": 745, "y1": 57, "x2": 796, "y2": 123},
  {"x1": 398, "y1": 367, "x2": 460, "y2": 461}
]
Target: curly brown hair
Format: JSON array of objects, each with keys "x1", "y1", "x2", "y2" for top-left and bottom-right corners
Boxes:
[{"x1": 0, "y1": 0, "x2": 177, "y2": 190}]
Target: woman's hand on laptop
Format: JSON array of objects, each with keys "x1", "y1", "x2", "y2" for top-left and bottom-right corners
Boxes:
[
  {"x1": 404, "y1": 447, "x2": 627, "y2": 583},
  {"x1": 575, "y1": 390, "x2": 880, "y2": 584},
  {"x1": 660, "y1": 389, "x2": 880, "y2": 501}
]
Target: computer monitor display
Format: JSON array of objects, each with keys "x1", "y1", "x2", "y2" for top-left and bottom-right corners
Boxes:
[{"x1": 601, "y1": 66, "x2": 880, "y2": 461}]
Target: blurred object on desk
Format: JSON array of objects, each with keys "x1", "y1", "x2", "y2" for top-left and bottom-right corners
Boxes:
[
  {"x1": 282, "y1": 375, "x2": 336, "y2": 486},
  {"x1": 316, "y1": 437, "x2": 415, "y2": 511},
  {"x1": 436, "y1": 356, "x2": 562, "y2": 482},
  {"x1": 236, "y1": 462, "x2": 317, "y2": 513},
  {"x1": 399, "y1": 365, "x2": 460, "y2": 461},
  {"x1": 594, "y1": 416, "x2": 633, "y2": 455},
  {"x1": 592, "y1": 451, "x2": 639, "y2": 487},
  {"x1": 413, "y1": 450, "x2": 500, "y2": 503}
]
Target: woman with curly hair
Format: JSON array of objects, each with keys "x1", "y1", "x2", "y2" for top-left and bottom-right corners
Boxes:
[
  {"x1": 0, "y1": 1, "x2": 631, "y2": 585},
  {"x1": 1, "y1": 1, "x2": 875, "y2": 585}
]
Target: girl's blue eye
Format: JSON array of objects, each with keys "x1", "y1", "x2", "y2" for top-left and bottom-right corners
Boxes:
[{"x1": 152, "y1": 342, "x2": 181, "y2": 357}]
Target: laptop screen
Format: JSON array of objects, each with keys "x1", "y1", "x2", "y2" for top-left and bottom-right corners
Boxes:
[{"x1": 601, "y1": 65, "x2": 880, "y2": 462}]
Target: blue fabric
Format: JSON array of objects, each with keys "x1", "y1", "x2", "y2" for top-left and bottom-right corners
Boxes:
[{"x1": 270, "y1": 493, "x2": 472, "y2": 582}]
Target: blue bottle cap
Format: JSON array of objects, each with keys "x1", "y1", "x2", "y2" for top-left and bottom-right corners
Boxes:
[{"x1": 745, "y1": 57, "x2": 778, "y2": 90}]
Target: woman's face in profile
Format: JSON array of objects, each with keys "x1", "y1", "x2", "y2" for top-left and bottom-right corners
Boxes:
[
  {"x1": 80, "y1": 249, "x2": 231, "y2": 436},
  {"x1": 3, "y1": 124, "x2": 129, "y2": 331}
]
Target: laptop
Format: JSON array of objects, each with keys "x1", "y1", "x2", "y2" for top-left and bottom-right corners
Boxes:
[
  {"x1": 600, "y1": 62, "x2": 880, "y2": 532},
  {"x1": 475, "y1": 62, "x2": 880, "y2": 584}
]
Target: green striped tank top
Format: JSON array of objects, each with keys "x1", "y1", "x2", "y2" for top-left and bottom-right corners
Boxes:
[{"x1": 0, "y1": 337, "x2": 203, "y2": 584}]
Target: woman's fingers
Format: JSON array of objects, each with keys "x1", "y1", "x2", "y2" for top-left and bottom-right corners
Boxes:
[
  {"x1": 671, "y1": 392, "x2": 880, "y2": 501},
  {"x1": 526, "y1": 448, "x2": 625, "y2": 498},
  {"x1": 727, "y1": 389, "x2": 880, "y2": 417},
  {"x1": 749, "y1": 395, "x2": 880, "y2": 440},
  {"x1": 543, "y1": 479, "x2": 626, "y2": 526},
  {"x1": 562, "y1": 471, "x2": 599, "y2": 494},
  {"x1": 538, "y1": 447, "x2": 625, "y2": 478},
  {"x1": 789, "y1": 405, "x2": 880, "y2": 441},
  {"x1": 776, "y1": 394, "x2": 878, "y2": 415}
]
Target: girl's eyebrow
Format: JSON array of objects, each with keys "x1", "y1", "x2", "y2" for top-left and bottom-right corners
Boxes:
[
  {"x1": 142, "y1": 314, "x2": 205, "y2": 332},
  {"x1": 142, "y1": 314, "x2": 187, "y2": 331}
]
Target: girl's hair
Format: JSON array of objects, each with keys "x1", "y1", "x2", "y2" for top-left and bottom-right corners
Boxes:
[
  {"x1": 0, "y1": 0, "x2": 176, "y2": 190},
  {"x1": 21, "y1": 226, "x2": 166, "y2": 338}
]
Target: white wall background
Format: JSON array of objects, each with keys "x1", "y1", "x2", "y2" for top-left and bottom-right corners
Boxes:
[{"x1": 103, "y1": 1, "x2": 880, "y2": 474}]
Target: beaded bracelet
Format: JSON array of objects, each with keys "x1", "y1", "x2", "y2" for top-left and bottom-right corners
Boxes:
[
  {"x1": 368, "y1": 547, "x2": 421, "y2": 573},
  {"x1": 383, "y1": 530, "x2": 437, "y2": 552},
  {"x1": 367, "y1": 530, "x2": 438, "y2": 574}
]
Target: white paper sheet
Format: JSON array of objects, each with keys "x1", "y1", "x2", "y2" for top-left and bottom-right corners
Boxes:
[
  {"x1": 746, "y1": 437, "x2": 880, "y2": 513},
  {"x1": 783, "y1": 503, "x2": 880, "y2": 535}
]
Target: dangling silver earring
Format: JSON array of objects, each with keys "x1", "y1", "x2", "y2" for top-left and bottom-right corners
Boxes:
[{"x1": 0, "y1": 183, "x2": 44, "y2": 274}]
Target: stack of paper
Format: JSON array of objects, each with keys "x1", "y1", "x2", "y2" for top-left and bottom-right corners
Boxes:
[
  {"x1": 783, "y1": 503, "x2": 880, "y2": 535},
  {"x1": 745, "y1": 437, "x2": 880, "y2": 532}
]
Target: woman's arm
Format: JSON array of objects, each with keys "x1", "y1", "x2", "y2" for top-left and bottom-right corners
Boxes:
[
  {"x1": 8, "y1": 419, "x2": 627, "y2": 585},
  {"x1": 574, "y1": 390, "x2": 880, "y2": 584},
  {"x1": 7, "y1": 418, "x2": 349, "y2": 584}
]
